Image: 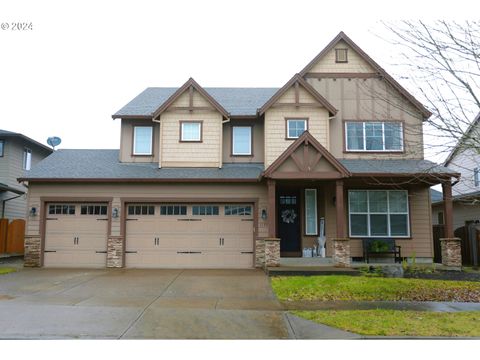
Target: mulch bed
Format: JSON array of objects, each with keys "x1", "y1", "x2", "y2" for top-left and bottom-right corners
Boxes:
[{"x1": 404, "y1": 270, "x2": 480, "y2": 282}]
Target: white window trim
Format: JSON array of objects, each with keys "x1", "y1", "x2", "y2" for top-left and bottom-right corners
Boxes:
[
  {"x1": 474, "y1": 167, "x2": 480, "y2": 187},
  {"x1": 232, "y1": 126, "x2": 252, "y2": 155},
  {"x1": 305, "y1": 189, "x2": 318, "y2": 235},
  {"x1": 23, "y1": 148, "x2": 32, "y2": 170},
  {"x1": 345, "y1": 121, "x2": 404, "y2": 152},
  {"x1": 133, "y1": 126, "x2": 153, "y2": 155},
  {"x1": 286, "y1": 119, "x2": 307, "y2": 139},
  {"x1": 348, "y1": 189, "x2": 410, "y2": 238},
  {"x1": 180, "y1": 122, "x2": 202, "y2": 142}
]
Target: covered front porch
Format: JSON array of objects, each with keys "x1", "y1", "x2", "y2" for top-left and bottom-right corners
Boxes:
[{"x1": 261, "y1": 131, "x2": 459, "y2": 267}]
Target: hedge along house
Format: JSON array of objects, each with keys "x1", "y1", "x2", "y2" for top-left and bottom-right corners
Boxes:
[{"x1": 19, "y1": 32, "x2": 459, "y2": 269}]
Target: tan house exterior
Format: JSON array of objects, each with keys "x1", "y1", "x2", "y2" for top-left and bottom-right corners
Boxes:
[{"x1": 19, "y1": 32, "x2": 458, "y2": 269}]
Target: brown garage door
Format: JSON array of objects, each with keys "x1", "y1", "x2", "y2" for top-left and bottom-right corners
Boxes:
[
  {"x1": 126, "y1": 203, "x2": 254, "y2": 268},
  {"x1": 44, "y1": 203, "x2": 108, "y2": 268}
]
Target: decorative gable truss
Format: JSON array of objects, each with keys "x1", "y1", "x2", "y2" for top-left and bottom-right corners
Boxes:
[{"x1": 263, "y1": 131, "x2": 351, "y2": 179}]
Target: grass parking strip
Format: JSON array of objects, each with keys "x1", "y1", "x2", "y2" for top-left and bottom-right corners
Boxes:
[{"x1": 293, "y1": 310, "x2": 480, "y2": 337}]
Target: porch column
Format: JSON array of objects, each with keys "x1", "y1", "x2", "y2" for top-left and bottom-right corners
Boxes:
[
  {"x1": 442, "y1": 181, "x2": 454, "y2": 238},
  {"x1": 267, "y1": 179, "x2": 276, "y2": 238},
  {"x1": 335, "y1": 180, "x2": 345, "y2": 238}
]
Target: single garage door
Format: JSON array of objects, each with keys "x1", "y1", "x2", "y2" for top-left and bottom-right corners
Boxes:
[
  {"x1": 44, "y1": 203, "x2": 108, "y2": 268},
  {"x1": 126, "y1": 203, "x2": 254, "y2": 268}
]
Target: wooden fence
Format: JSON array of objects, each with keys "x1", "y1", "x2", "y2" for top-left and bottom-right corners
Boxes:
[
  {"x1": 433, "y1": 222, "x2": 480, "y2": 266},
  {"x1": 0, "y1": 218, "x2": 25, "y2": 254}
]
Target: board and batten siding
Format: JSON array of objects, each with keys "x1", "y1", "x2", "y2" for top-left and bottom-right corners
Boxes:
[
  {"x1": 25, "y1": 182, "x2": 269, "y2": 239},
  {"x1": 159, "y1": 90, "x2": 222, "y2": 168},
  {"x1": 264, "y1": 86, "x2": 330, "y2": 167},
  {"x1": 1, "y1": 138, "x2": 51, "y2": 220}
]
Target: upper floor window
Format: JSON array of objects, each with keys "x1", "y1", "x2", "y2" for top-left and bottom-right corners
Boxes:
[
  {"x1": 23, "y1": 148, "x2": 32, "y2": 170},
  {"x1": 180, "y1": 121, "x2": 202, "y2": 142},
  {"x1": 0, "y1": 140, "x2": 4, "y2": 157},
  {"x1": 345, "y1": 121, "x2": 403, "y2": 152},
  {"x1": 286, "y1": 119, "x2": 307, "y2": 139},
  {"x1": 232, "y1": 126, "x2": 252, "y2": 155},
  {"x1": 335, "y1": 48, "x2": 348, "y2": 63},
  {"x1": 474, "y1": 168, "x2": 480, "y2": 187},
  {"x1": 133, "y1": 126, "x2": 153, "y2": 155}
]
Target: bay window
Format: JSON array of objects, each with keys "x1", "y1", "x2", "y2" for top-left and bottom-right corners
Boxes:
[
  {"x1": 345, "y1": 121, "x2": 403, "y2": 152},
  {"x1": 348, "y1": 190, "x2": 409, "y2": 237}
]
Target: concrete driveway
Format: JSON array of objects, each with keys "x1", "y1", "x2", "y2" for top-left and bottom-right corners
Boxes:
[{"x1": 0, "y1": 268, "x2": 289, "y2": 339}]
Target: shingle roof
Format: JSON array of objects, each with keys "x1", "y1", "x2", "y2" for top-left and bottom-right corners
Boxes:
[
  {"x1": 0, "y1": 129, "x2": 53, "y2": 153},
  {"x1": 339, "y1": 159, "x2": 456, "y2": 175},
  {"x1": 430, "y1": 188, "x2": 443, "y2": 203},
  {"x1": 19, "y1": 149, "x2": 264, "y2": 181},
  {"x1": 19, "y1": 149, "x2": 456, "y2": 182},
  {"x1": 113, "y1": 87, "x2": 279, "y2": 117}
]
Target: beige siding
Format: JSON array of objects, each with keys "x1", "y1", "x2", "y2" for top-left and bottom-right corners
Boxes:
[
  {"x1": 222, "y1": 121, "x2": 264, "y2": 163},
  {"x1": 309, "y1": 40, "x2": 376, "y2": 73},
  {"x1": 119, "y1": 119, "x2": 159, "y2": 163},
  {"x1": 159, "y1": 90, "x2": 222, "y2": 167},
  {"x1": 1, "y1": 138, "x2": 50, "y2": 220},
  {"x1": 25, "y1": 182, "x2": 269, "y2": 239},
  {"x1": 264, "y1": 85, "x2": 330, "y2": 167},
  {"x1": 446, "y1": 148, "x2": 480, "y2": 196},
  {"x1": 306, "y1": 77, "x2": 424, "y2": 160},
  {"x1": 432, "y1": 202, "x2": 480, "y2": 230}
]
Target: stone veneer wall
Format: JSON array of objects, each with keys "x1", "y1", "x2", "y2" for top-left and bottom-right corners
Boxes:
[
  {"x1": 265, "y1": 238, "x2": 280, "y2": 267},
  {"x1": 333, "y1": 238, "x2": 351, "y2": 267},
  {"x1": 255, "y1": 238, "x2": 265, "y2": 268},
  {"x1": 107, "y1": 236, "x2": 124, "y2": 268},
  {"x1": 440, "y1": 238, "x2": 462, "y2": 268},
  {"x1": 24, "y1": 235, "x2": 41, "y2": 267}
]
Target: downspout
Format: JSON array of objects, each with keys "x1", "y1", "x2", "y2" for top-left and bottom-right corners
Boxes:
[{"x1": 1, "y1": 194, "x2": 23, "y2": 218}]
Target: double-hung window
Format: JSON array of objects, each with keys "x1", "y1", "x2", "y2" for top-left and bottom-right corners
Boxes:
[
  {"x1": 232, "y1": 126, "x2": 252, "y2": 155},
  {"x1": 348, "y1": 190, "x2": 409, "y2": 237},
  {"x1": 474, "y1": 168, "x2": 480, "y2": 187},
  {"x1": 180, "y1": 121, "x2": 202, "y2": 142},
  {"x1": 23, "y1": 148, "x2": 32, "y2": 170},
  {"x1": 345, "y1": 121, "x2": 403, "y2": 152},
  {"x1": 133, "y1": 126, "x2": 153, "y2": 155},
  {"x1": 286, "y1": 119, "x2": 307, "y2": 139}
]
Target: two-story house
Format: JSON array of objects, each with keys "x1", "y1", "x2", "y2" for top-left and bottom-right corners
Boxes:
[
  {"x1": 432, "y1": 113, "x2": 480, "y2": 230},
  {"x1": 19, "y1": 32, "x2": 458, "y2": 269},
  {"x1": 1, "y1": 130, "x2": 52, "y2": 220}
]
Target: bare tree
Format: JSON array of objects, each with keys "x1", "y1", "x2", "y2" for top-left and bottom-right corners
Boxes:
[{"x1": 381, "y1": 20, "x2": 480, "y2": 158}]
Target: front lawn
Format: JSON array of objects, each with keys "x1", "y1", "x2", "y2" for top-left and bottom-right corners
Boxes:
[
  {"x1": 0, "y1": 268, "x2": 16, "y2": 275},
  {"x1": 293, "y1": 310, "x2": 480, "y2": 337},
  {"x1": 271, "y1": 275, "x2": 480, "y2": 302}
]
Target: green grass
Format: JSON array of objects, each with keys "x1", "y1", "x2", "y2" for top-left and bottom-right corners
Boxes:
[
  {"x1": 271, "y1": 275, "x2": 480, "y2": 302},
  {"x1": 293, "y1": 310, "x2": 480, "y2": 337},
  {"x1": 0, "y1": 267, "x2": 16, "y2": 275}
]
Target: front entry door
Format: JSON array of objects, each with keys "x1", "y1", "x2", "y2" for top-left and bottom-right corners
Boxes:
[{"x1": 278, "y1": 191, "x2": 301, "y2": 255}]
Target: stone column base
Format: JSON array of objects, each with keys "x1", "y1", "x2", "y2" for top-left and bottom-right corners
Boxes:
[
  {"x1": 24, "y1": 235, "x2": 41, "y2": 267},
  {"x1": 440, "y1": 237, "x2": 462, "y2": 268},
  {"x1": 333, "y1": 238, "x2": 351, "y2": 267},
  {"x1": 265, "y1": 237, "x2": 281, "y2": 268},
  {"x1": 255, "y1": 238, "x2": 265, "y2": 268},
  {"x1": 107, "y1": 236, "x2": 124, "y2": 268}
]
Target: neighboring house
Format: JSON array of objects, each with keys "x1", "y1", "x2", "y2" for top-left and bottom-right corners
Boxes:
[
  {"x1": 19, "y1": 32, "x2": 458, "y2": 269},
  {"x1": 0, "y1": 130, "x2": 52, "y2": 220},
  {"x1": 431, "y1": 113, "x2": 480, "y2": 230}
]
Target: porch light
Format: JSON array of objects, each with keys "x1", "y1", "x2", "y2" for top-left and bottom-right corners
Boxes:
[
  {"x1": 261, "y1": 209, "x2": 267, "y2": 220},
  {"x1": 112, "y1": 208, "x2": 119, "y2": 218},
  {"x1": 29, "y1": 207, "x2": 37, "y2": 216}
]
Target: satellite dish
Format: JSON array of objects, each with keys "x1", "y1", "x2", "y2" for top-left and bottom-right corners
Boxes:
[{"x1": 47, "y1": 136, "x2": 62, "y2": 150}]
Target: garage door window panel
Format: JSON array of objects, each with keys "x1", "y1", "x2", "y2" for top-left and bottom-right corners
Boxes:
[
  {"x1": 48, "y1": 204, "x2": 76, "y2": 215},
  {"x1": 160, "y1": 205, "x2": 187, "y2": 215},
  {"x1": 225, "y1": 205, "x2": 252, "y2": 216},
  {"x1": 81, "y1": 205, "x2": 108, "y2": 215},
  {"x1": 128, "y1": 205, "x2": 155, "y2": 215},
  {"x1": 192, "y1": 205, "x2": 219, "y2": 216}
]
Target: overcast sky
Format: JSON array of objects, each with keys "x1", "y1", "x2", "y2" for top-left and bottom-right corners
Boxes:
[{"x1": 0, "y1": 0, "x2": 473, "y2": 162}]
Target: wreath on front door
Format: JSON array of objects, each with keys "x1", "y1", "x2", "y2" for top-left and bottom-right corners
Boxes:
[{"x1": 281, "y1": 209, "x2": 297, "y2": 224}]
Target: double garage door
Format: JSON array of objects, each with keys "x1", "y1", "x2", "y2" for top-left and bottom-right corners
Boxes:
[{"x1": 43, "y1": 202, "x2": 254, "y2": 269}]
